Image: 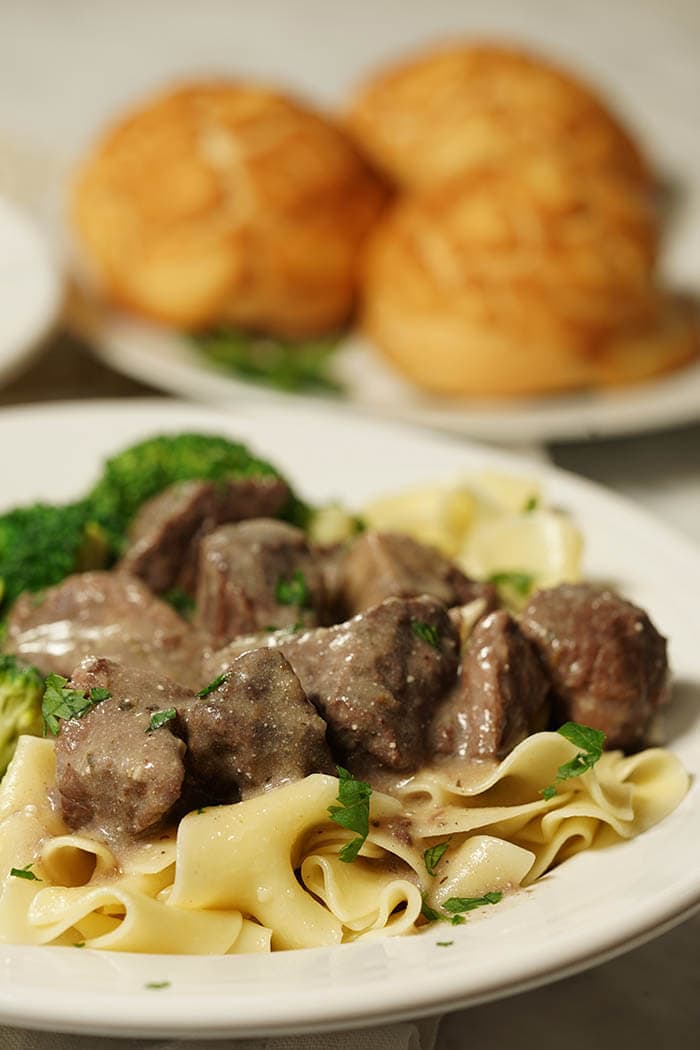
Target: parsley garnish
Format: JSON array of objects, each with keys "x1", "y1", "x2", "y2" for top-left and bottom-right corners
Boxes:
[
  {"x1": 74, "y1": 942, "x2": 86, "y2": 948},
  {"x1": 436, "y1": 941, "x2": 454, "y2": 947},
  {"x1": 196, "y1": 672, "x2": 229, "y2": 698},
  {"x1": 542, "y1": 722, "x2": 606, "y2": 800},
  {"x1": 147, "y1": 709, "x2": 177, "y2": 733},
  {"x1": 163, "y1": 588, "x2": 196, "y2": 616},
  {"x1": 523, "y1": 496, "x2": 539, "y2": 513},
  {"x1": 192, "y1": 328, "x2": 343, "y2": 395},
  {"x1": 328, "y1": 766, "x2": 372, "y2": 863},
  {"x1": 10, "y1": 863, "x2": 41, "y2": 882},
  {"x1": 411, "y1": 619, "x2": 441, "y2": 650},
  {"x1": 144, "y1": 981, "x2": 171, "y2": 990},
  {"x1": 488, "y1": 571, "x2": 535, "y2": 597},
  {"x1": 421, "y1": 891, "x2": 502, "y2": 925},
  {"x1": 275, "y1": 570, "x2": 311, "y2": 609},
  {"x1": 42, "y1": 674, "x2": 111, "y2": 736},
  {"x1": 423, "y1": 839, "x2": 450, "y2": 876}
]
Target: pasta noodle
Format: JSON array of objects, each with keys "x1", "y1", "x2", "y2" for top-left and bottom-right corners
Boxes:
[{"x1": 0, "y1": 731, "x2": 688, "y2": 953}]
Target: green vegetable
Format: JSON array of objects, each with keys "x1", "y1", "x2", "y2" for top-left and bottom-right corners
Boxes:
[
  {"x1": 410, "y1": 619, "x2": 441, "y2": 650},
  {"x1": 488, "y1": 571, "x2": 535, "y2": 598},
  {"x1": 144, "y1": 981, "x2": 171, "y2": 990},
  {"x1": 275, "y1": 571, "x2": 311, "y2": 609},
  {"x1": 147, "y1": 709, "x2": 177, "y2": 733},
  {"x1": 523, "y1": 496, "x2": 539, "y2": 513},
  {"x1": 328, "y1": 766, "x2": 372, "y2": 863},
  {"x1": 423, "y1": 839, "x2": 450, "y2": 876},
  {"x1": 41, "y1": 674, "x2": 111, "y2": 737},
  {"x1": 542, "y1": 722, "x2": 606, "y2": 800},
  {"x1": 0, "y1": 655, "x2": 45, "y2": 777},
  {"x1": 86, "y1": 432, "x2": 309, "y2": 548},
  {"x1": 163, "y1": 588, "x2": 195, "y2": 617},
  {"x1": 192, "y1": 328, "x2": 343, "y2": 396},
  {"x1": 436, "y1": 940, "x2": 454, "y2": 947},
  {"x1": 10, "y1": 863, "x2": 41, "y2": 882},
  {"x1": 0, "y1": 502, "x2": 111, "y2": 617},
  {"x1": 421, "y1": 890, "x2": 503, "y2": 925},
  {"x1": 196, "y1": 673, "x2": 229, "y2": 698}
]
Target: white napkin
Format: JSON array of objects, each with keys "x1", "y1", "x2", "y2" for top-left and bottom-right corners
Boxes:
[{"x1": 0, "y1": 1017, "x2": 440, "y2": 1050}]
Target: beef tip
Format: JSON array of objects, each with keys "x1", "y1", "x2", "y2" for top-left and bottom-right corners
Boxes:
[
  {"x1": 338, "y1": 531, "x2": 498, "y2": 616},
  {"x1": 195, "y1": 519, "x2": 327, "y2": 648},
  {"x1": 430, "y1": 609, "x2": 550, "y2": 760},
  {"x1": 520, "y1": 583, "x2": 670, "y2": 749},
  {"x1": 54, "y1": 657, "x2": 189, "y2": 840},
  {"x1": 119, "y1": 476, "x2": 290, "y2": 595},
  {"x1": 280, "y1": 596, "x2": 460, "y2": 772},
  {"x1": 5, "y1": 571, "x2": 203, "y2": 688},
  {"x1": 184, "y1": 649, "x2": 333, "y2": 803}
]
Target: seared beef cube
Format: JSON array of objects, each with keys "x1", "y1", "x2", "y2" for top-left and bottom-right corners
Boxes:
[
  {"x1": 338, "y1": 531, "x2": 498, "y2": 616},
  {"x1": 5, "y1": 572, "x2": 202, "y2": 688},
  {"x1": 195, "y1": 519, "x2": 326, "y2": 647},
  {"x1": 430, "y1": 610, "x2": 550, "y2": 760},
  {"x1": 55, "y1": 658, "x2": 189, "y2": 839},
  {"x1": 184, "y1": 649, "x2": 333, "y2": 802},
  {"x1": 281, "y1": 596, "x2": 459, "y2": 771},
  {"x1": 119, "y1": 480, "x2": 219, "y2": 594},
  {"x1": 520, "y1": 584, "x2": 670, "y2": 749},
  {"x1": 119, "y1": 476, "x2": 290, "y2": 595}
]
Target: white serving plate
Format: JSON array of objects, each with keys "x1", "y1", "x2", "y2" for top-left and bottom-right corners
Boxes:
[
  {"x1": 0, "y1": 195, "x2": 62, "y2": 389},
  {"x1": 0, "y1": 398, "x2": 698, "y2": 1039}
]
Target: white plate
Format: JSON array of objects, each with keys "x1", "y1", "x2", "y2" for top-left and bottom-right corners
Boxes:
[
  {"x1": 0, "y1": 398, "x2": 699, "y2": 1039},
  {"x1": 75, "y1": 310, "x2": 700, "y2": 445},
  {"x1": 0, "y1": 195, "x2": 62, "y2": 388}
]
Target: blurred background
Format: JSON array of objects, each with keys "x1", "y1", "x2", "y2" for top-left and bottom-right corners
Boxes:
[{"x1": 0, "y1": 1, "x2": 698, "y2": 1046}]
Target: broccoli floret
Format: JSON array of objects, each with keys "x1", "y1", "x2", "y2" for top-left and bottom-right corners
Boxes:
[
  {"x1": 0, "y1": 655, "x2": 45, "y2": 777},
  {"x1": 86, "y1": 432, "x2": 309, "y2": 549},
  {"x1": 0, "y1": 502, "x2": 112, "y2": 617}
]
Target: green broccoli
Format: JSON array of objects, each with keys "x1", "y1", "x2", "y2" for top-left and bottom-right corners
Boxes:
[
  {"x1": 0, "y1": 502, "x2": 112, "y2": 618},
  {"x1": 86, "y1": 432, "x2": 309, "y2": 549},
  {"x1": 0, "y1": 655, "x2": 45, "y2": 777}
]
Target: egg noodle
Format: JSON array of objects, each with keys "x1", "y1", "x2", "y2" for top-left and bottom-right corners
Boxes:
[{"x1": 0, "y1": 475, "x2": 689, "y2": 953}]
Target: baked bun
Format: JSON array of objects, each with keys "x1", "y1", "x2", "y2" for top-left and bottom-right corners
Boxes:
[
  {"x1": 361, "y1": 162, "x2": 697, "y2": 398},
  {"x1": 347, "y1": 43, "x2": 650, "y2": 191},
  {"x1": 73, "y1": 81, "x2": 386, "y2": 334}
]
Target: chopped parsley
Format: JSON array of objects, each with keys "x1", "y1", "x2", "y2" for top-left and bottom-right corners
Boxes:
[
  {"x1": 144, "y1": 981, "x2": 171, "y2": 990},
  {"x1": 523, "y1": 496, "x2": 539, "y2": 513},
  {"x1": 147, "y1": 709, "x2": 177, "y2": 733},
  {"x1": 542, "y1": 722, "x2": 606, "y2": 800},
  {"x1": 42, "y1": 674, "x2": 111, "y2": 736},
  {"x1": 196, "y1": 672, "x2": 229, "y2": 698},
  {"x1": 421, "y1": 891, "x2": 502, "y2": 925},
  {"x1": 275, "y1": 570, "x2": 311, "y2": 609},
  {"x1": 410, "y1": 619, "x2": 441, "y2": 650},
  {"x1": 163, "y1": 588, "x2": 196, "y2": 616},
  {"x1": 328, "y1": 766, "x2": 372, "y2": 864},
  {"x1": 9, "y1": 863, "x2": 41, "y2": 882},
  {"x1": 423, "y1": 839, "x2": 450, "y2": 876},
  {"x1": 74, "y1": 942, "x2": 86, "y2": 948},
  {"x1": 488, "y1": 570, "x2": 535, "y2": 598},
  {"x1": 436, "y1": 941, "x2": 454, "y2": 947}
]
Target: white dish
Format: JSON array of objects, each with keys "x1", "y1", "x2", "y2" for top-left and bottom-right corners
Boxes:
[
  {"x1": 0, "y1": 398, "x2": 698, "y2": 1039},
  {"x1": 71, "y1": 308, "x2": 700, "y2": 445},
  {"x1": 0, "y1": 195, "x2": 62, "y2": 389}
]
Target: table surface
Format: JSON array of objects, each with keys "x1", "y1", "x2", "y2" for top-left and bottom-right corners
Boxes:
[{"x1": 1, "y1": 1, "x2": 699, "y2": 1045}]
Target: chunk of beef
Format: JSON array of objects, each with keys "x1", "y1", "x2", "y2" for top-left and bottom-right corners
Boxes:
[
  {"x1": 520, "y1": 583, "x2": 670, "y2": 749},
  {"x1": 338, "y1": 531, "x2": 498, "y2": 616},
  {"x1": 279, "y1": 596, "x2": 460, "y2": 772},
  {"x1": 430, "y1": 610, "x2": 550, "y2": 760},
  {"x1": 5, "y1": 571, "x2": 202, "y2": 688},
  {"x1": 184, "y1": 649, "x2": 333, "y2": 802},
  {"x1": 119, "y1": 476, "x2": 290, "y2": 595},
  {"x1": 54, "y1": 657, "x2": 189, "y2": 840},
  {"x1": 195, "y1": 519, "x2": 327, "y2": 647}
]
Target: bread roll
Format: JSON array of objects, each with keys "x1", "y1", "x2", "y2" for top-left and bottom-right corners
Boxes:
[
  {"x1": 361, "y1": 161, "x2": 696, "y2": 397},
  {"x1": 347, "y1": 43, "x2": 650, "y2": 191},
  {"x1": 73, "y1": 81, "x2": 386, "y2": 334}
]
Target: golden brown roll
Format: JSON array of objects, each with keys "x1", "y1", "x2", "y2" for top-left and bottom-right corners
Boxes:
[
  {"x1": 347, "y1": 42, "x2": 651, "y2": 191},
  {"x1": 361, "y1": 161, "x2": 697, "y2": 398},
  {"x1": 73, "y1": 81, "x2": 386, "y2": 334}
]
